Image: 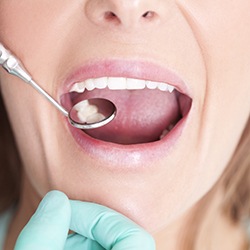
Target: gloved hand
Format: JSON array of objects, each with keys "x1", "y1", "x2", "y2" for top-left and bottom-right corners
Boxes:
[{"x1": 14, "y1": 191, "x2": 155, "y2": 250}]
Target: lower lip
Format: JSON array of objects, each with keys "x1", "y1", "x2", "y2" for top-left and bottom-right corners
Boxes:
[{"x1": 65, "y1": 112, "x2": 190, "y2": 171}]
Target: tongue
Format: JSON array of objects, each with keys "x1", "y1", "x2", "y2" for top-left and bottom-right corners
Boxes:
[{"x1": 70, "y1": 89, "x2": 180, "y2": 144}]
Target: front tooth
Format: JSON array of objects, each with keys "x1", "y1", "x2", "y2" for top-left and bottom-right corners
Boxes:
[
  {"x1": 146, "y1": 80, "x2": 158, "y2": 89},
  {"x1": 85, "y1": 79, "x2": 95, "y2": 91},
  {"x1": 108, "y1": 77, "x2": 126, "y2": 90},
  {"x1": 94, "y1": 77, "x2": 108, "y2": 89},
  {"x1": 127, "y1": 78, "x2": 146, "y2": 90},
  {"x1": 70, "y1": 82, "x2": 85, "y2": 93}
]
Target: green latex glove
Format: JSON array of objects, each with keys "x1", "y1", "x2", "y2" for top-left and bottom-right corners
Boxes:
[{"x1": 14, "y1": 191, "x2": 155, "y2": 250}]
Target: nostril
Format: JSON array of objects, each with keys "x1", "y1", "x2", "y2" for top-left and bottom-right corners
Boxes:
[
  {"x1": 142, "y1": 11, "x2": 155, "y2": 19},
  {"x1": 104, "y1": 11, "x2": 120, "y2": 22},
  {"x1": 103, "y1": 10, "x2": 156, "y2": 25}
]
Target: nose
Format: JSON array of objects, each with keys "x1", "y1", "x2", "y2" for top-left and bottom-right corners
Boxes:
[{"x1": 85, "y1": 0, "x2": 162, "y2": 30}]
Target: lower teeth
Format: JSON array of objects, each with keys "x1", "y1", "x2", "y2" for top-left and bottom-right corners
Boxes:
[{"x1": 159, "y1": 124, "x2": 174, "y2": 140}]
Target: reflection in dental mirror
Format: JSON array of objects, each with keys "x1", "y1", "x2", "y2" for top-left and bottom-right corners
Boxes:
[
  {"x1": 69, "y1": 98, "x2": 116, "y2": 129},
  {"x1": 0, "y1": 43, "x2": 117, "y2": 129}
]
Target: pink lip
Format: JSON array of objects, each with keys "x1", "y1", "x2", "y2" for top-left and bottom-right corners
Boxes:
[{"x1": 60, "y1": 60, "x2": 193, "y2": 170}]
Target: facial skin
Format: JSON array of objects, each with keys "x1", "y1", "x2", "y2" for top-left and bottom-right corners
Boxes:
[{"x1": 0, "y1": 0, "x2": 250, "y2": 247}]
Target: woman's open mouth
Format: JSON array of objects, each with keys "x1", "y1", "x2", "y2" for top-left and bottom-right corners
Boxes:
[
  {"x1": 61, "y1": 77, "x2": 192, "y2": 145},
  {"x1": 60, "y1": 61, "x2": 192, "y2": 146}
]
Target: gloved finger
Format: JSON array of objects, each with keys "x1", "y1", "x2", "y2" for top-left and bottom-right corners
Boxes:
[
  {"x1": 15, "y1": 191, "x2": 71, "y2": 250},
  {"x1": 69, "y1": 201, "x2": 155, "y2": 250},
  {"x1": 64, "y1": 233, "x2": 105, "y2": 250}
]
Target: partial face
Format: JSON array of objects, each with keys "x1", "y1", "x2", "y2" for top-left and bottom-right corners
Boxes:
[{"x1": 0, "y1": 0, "x2": 249, "y2": 233}]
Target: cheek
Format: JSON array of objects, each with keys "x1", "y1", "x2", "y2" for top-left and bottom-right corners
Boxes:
[
  {"x1": 0, "y1": 76, "x2": 46, "y2": 183},
  {"x1": 179, "y1": 0, "x2": 250, "y2": 184},
  {"x1": 0, "y1": 1, "x2": 81, "y2": 80},
  {"x1": 0, "y1": 73, "x2": 65, "y2": 196},
  {"x1": 179, "y1": 1, "x2": 250, "y2": 95}
]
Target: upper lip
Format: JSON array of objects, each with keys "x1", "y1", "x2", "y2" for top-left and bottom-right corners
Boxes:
[{"x1": 59, "y1": 59, "x2": 191, "y2": 98}]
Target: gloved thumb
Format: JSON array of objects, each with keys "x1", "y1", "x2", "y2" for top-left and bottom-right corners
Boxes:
[{"x1": 14, "y1": 191, "x2": 71, "y2": 250}]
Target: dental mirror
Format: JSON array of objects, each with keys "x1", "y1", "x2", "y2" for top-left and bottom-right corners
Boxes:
[
  {"x1": 69, "y1": 98, "x2": 116, "y2": 129},
  {"x1": 0, "y1": 43, "x2": 117, "y2": 129}
]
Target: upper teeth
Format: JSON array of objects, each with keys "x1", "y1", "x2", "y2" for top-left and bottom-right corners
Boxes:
[{"x1": 70, "y1": 77, "x2": 175, "y2": 93}]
